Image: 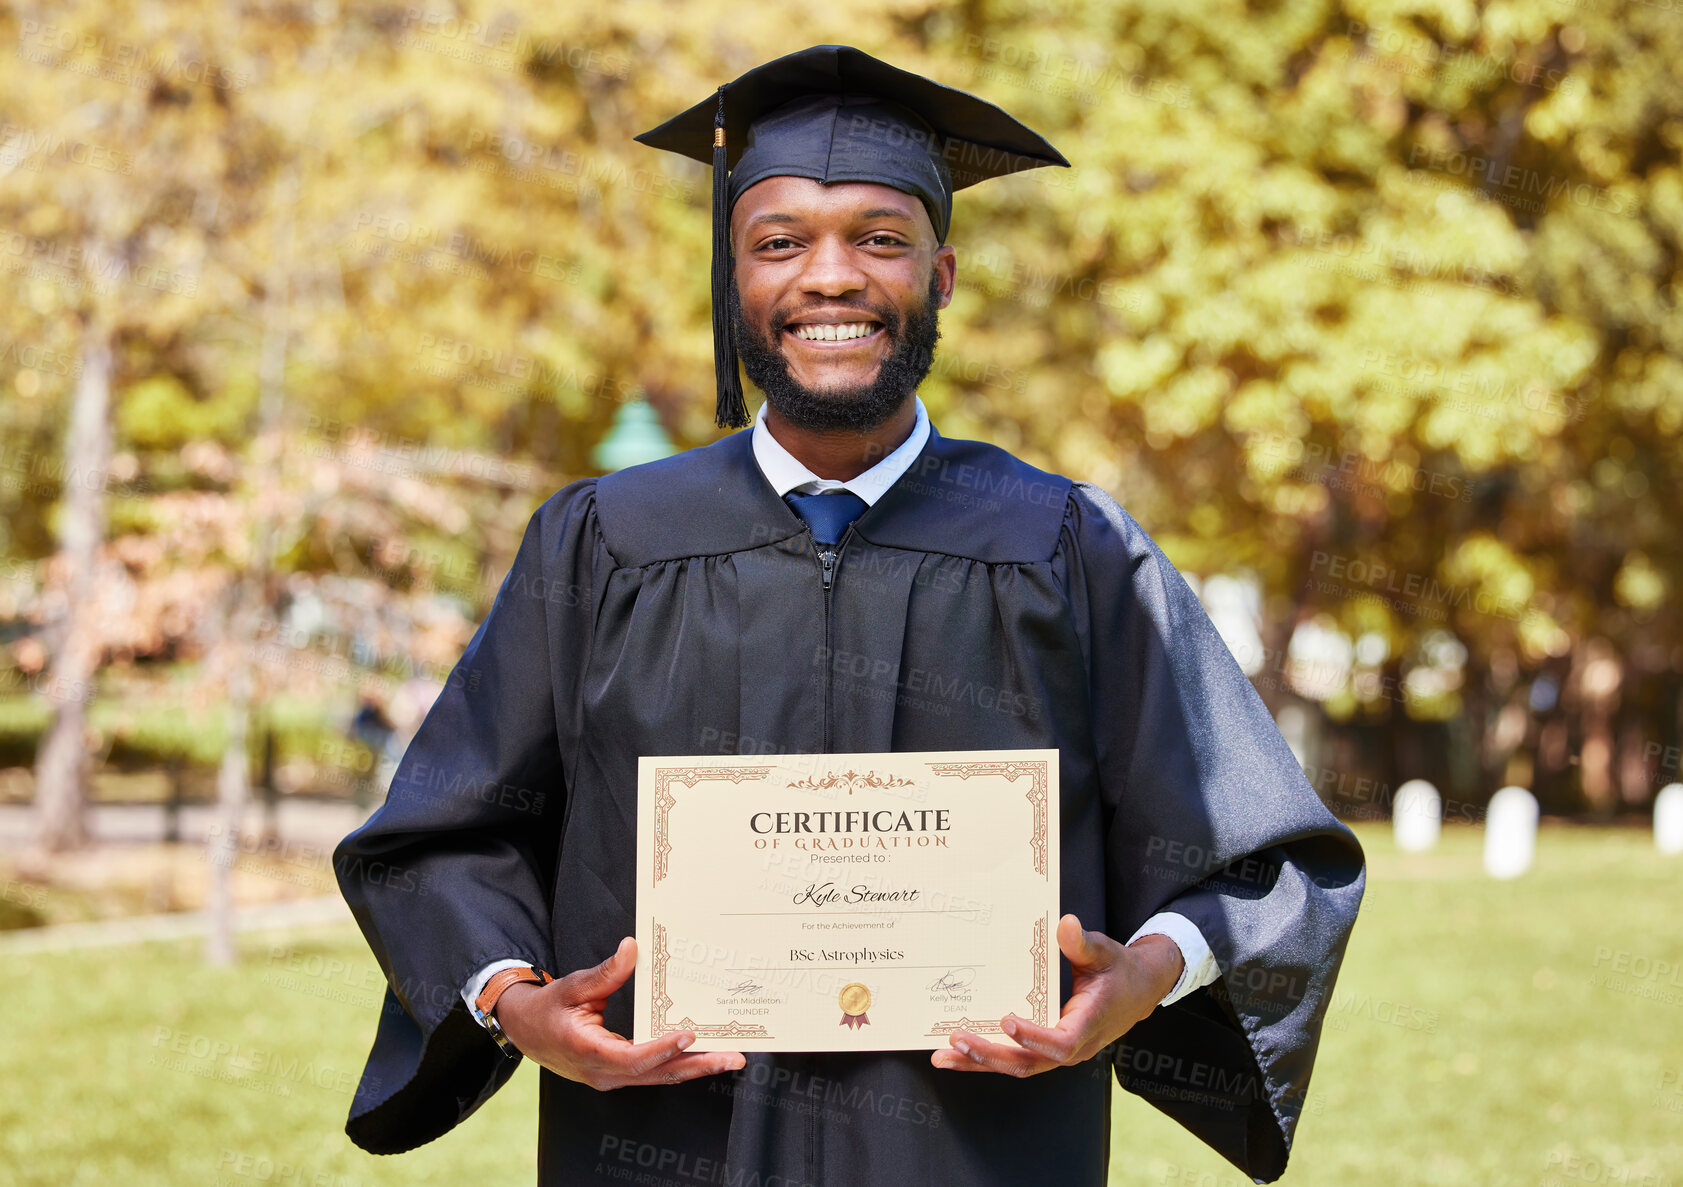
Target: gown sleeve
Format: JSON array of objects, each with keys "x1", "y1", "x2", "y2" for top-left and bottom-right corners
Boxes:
[
  {"x1": 332, "y1": 479, "x2": 600, "y2": 1154},
  {"x1": 1058, "y1": 481, "x2": 1366, "y2": 1183}
]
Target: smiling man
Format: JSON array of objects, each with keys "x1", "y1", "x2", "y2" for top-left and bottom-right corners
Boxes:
[{"x1": 334, "y1": 45, "x2": 1365, "y2": 1187}]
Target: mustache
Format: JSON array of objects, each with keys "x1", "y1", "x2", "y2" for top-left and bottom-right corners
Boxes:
[{"x1": 775, "y1": 303, "x2": 900, "y2": 333}]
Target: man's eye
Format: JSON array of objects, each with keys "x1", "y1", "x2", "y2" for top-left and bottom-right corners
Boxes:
[
  {"x1": 761, "y1": 237, "x2": 798, "y2": 251},
  {"x1": 865, "y1": 235, "x2": 905, "y2": 247}
]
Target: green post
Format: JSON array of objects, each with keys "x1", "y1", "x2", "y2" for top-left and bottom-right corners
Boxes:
[{"x1": 591, "y1": 396, "x2": 677, "y2": 472}]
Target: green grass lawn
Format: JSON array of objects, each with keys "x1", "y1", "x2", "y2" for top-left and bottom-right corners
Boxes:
[{"x1": 1, "y1": 823, "x2": 1678, "y2": 1186}]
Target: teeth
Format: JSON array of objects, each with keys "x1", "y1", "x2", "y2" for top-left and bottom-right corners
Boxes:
[{"x1": 791, "y1": 322, "x2": 876, "y2": 341}]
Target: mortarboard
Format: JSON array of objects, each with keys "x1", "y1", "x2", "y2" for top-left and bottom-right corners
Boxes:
[{"x1": 634, "y1": 44, "x2": 1070, "y2": 429}]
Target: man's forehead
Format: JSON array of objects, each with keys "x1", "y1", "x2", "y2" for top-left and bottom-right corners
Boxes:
[{"x1": 732, "y1": 177, "x2": 931, "y2": 234}]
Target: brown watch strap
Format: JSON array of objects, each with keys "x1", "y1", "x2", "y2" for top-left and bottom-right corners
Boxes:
[{"x1": 474, "y1": 966, "x2": 554, "y2": 1020}]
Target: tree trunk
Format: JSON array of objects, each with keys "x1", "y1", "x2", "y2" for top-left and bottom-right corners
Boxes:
[
  {"x1": 32, "y1": 323, "x2": 113, "y2": 852},
  {"x1": 205, "y1": 572, "x2": 256, "y2": 965},
  {"x1": 205, "y1": 159, "x2": 297, "y2": 965}
]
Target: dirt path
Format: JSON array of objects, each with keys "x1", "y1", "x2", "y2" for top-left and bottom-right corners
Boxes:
[{"x1": 0, "y1": 894, "x2": 352, "y2": 954}]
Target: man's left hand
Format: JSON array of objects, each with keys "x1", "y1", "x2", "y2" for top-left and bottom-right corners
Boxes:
[{"x1": 930, "y1": 914, "x2": 1182, "y2": 1077}]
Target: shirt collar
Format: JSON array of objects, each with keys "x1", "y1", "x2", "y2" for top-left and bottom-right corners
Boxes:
[{"x1": 750, "y1": 396, "x2": 930, "y2": 507}]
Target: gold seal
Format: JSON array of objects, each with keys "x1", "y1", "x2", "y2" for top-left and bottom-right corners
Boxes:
[
  {"x1": 838, "y1": 982, "x2": 872, "y2": 1028},
  {"x1": 838, "y1": 983, "x2": 871, "y2": 1015}
]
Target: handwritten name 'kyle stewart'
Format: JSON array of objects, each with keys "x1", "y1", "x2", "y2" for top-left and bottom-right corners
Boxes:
[{"x1": 793, "y1": 881, "x2": 922, "y2": 907}]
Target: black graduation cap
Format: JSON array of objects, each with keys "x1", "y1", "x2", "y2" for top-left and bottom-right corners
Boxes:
[{"x1": 634, "y1": 44, "x2": 1070, "y2": 429}]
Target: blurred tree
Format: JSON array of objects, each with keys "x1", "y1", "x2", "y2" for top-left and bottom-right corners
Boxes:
[
  {"x1": 1, "y1": 0, "x2": 253, "y2": 848},
  {"x1": 845, "y1": 0, "x2": 1679, "y2": 815},
  {"x1": 4, "y1": 0, "x2": 1680, "y2": 836}
]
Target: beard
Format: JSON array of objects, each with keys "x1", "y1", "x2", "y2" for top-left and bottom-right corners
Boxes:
[{"x1": 729, "y1": 268, "x2": 943, "y2": 434}]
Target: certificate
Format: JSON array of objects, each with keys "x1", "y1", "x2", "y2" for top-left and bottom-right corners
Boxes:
[{"x1": 632, "y1": 749, "x2": 1060, "y2": 1052}]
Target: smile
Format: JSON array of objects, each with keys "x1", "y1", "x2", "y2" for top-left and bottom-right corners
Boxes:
[{"x1": 783, "y1": 321, "x2": 884, "y2": 348}]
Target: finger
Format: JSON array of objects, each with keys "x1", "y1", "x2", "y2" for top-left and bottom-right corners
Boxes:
[
  {"x1": 617, "y1": 1030, "x2": 698, "y2": 1078},
  {"x1": 930, "y1": 1030, "x2": 1054, "y2": 1077},
  {"x1": 1057, "y1": 914, "x2": 1119, "y2": 972},
  {"x1": 607, "y1": 1051, "x2": 747, "y2": 1088},
  {"x1": 561, "y1": 936, "x2": 637, "y2": 1002},
  {"x1": 1000, "y1": 1013, "x2": 1081, "y2": 1064}
]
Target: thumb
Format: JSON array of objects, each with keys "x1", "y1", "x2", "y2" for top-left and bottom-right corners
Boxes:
[
  {"x1": 564, "y1": 936, "x2": 637, "y2": 1002},
  {"x1": 1057, "y1": 914, "x2": 1112, "y2": 970}
]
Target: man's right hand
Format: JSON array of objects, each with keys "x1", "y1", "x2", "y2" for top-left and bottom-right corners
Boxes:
[{"x1": 494, "y1": 936, "x2": 746, "y2": 1089}]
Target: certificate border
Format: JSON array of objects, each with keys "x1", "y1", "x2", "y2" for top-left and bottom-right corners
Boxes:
[
  {"x1": 641, "y1": 752, "x2": 1056, "y2": 1049},
  {"x1": 651, "y1": 765, "x2": 774, "y2": 884},
  {"x1": 925, "y1": 915, "x2": 1050, "y2": 1035},
  {"x1": 926, "y1": 757, "x2": 1050, "y2": 879},
  {"x1": 649, "y1": 921, "x2": 774, "y2": 1040}
]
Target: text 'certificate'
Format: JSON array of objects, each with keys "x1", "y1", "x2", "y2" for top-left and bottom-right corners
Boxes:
[{"x1": 633, "y1": 749, "x2": 1060, "y2": 1052}]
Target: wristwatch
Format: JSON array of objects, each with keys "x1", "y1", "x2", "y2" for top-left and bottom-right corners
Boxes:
[{"x1": 472, "y1": 965, "x2": 554, "y2": 1057}]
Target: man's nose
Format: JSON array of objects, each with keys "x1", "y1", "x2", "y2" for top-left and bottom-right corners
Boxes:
[{"x1": 797, "y1": 237, "x2": 868, "y2": 297}]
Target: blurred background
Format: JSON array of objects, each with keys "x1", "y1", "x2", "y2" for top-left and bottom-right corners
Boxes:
[{"x1": 0, "y1": 1, "x2": 1678, "y2": 1184}]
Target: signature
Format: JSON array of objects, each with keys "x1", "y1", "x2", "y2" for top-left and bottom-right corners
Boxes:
[
  {"x1": 726, "y1": 980, "x2": 765, "y2": 996},
  {"x1": 926, "y1": 968, "x2": 975, "y2": 994}
]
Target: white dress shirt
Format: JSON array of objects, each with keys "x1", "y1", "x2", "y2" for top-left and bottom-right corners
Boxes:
[
  {"x1": 464, "y1": 397, "x2": 1220, "y2": 1024},
  {"x1": 750, "y1": 394, "x2": 934, "y2": 504}
]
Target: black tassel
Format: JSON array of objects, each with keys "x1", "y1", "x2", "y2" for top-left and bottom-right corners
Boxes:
[{"x1": 711, "y1": 85, "x2": 749, "y2": 429}]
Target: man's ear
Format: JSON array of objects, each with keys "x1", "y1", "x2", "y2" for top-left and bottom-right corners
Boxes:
[{"x1": 934, "y1": 244, "x2": 957, "y2": 310}]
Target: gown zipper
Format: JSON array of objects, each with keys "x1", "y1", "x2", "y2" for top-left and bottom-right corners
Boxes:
[{"x1": 811, "y1": 526, "x2": 852, "y2": 1182}]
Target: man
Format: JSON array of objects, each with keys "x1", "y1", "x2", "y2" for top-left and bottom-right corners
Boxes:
[{"x1": 335, "y1": 45, "x2": 1364, "y2": 1186}]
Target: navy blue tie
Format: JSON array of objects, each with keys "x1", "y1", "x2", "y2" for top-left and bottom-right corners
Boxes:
[{"x1": 784, "y1": 491, "x2": 867, "y2": 548}]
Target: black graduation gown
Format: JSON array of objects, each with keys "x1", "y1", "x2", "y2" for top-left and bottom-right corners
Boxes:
[{"x1": 334, "y1": 423, "x2": 1365, "y2": 1185}]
